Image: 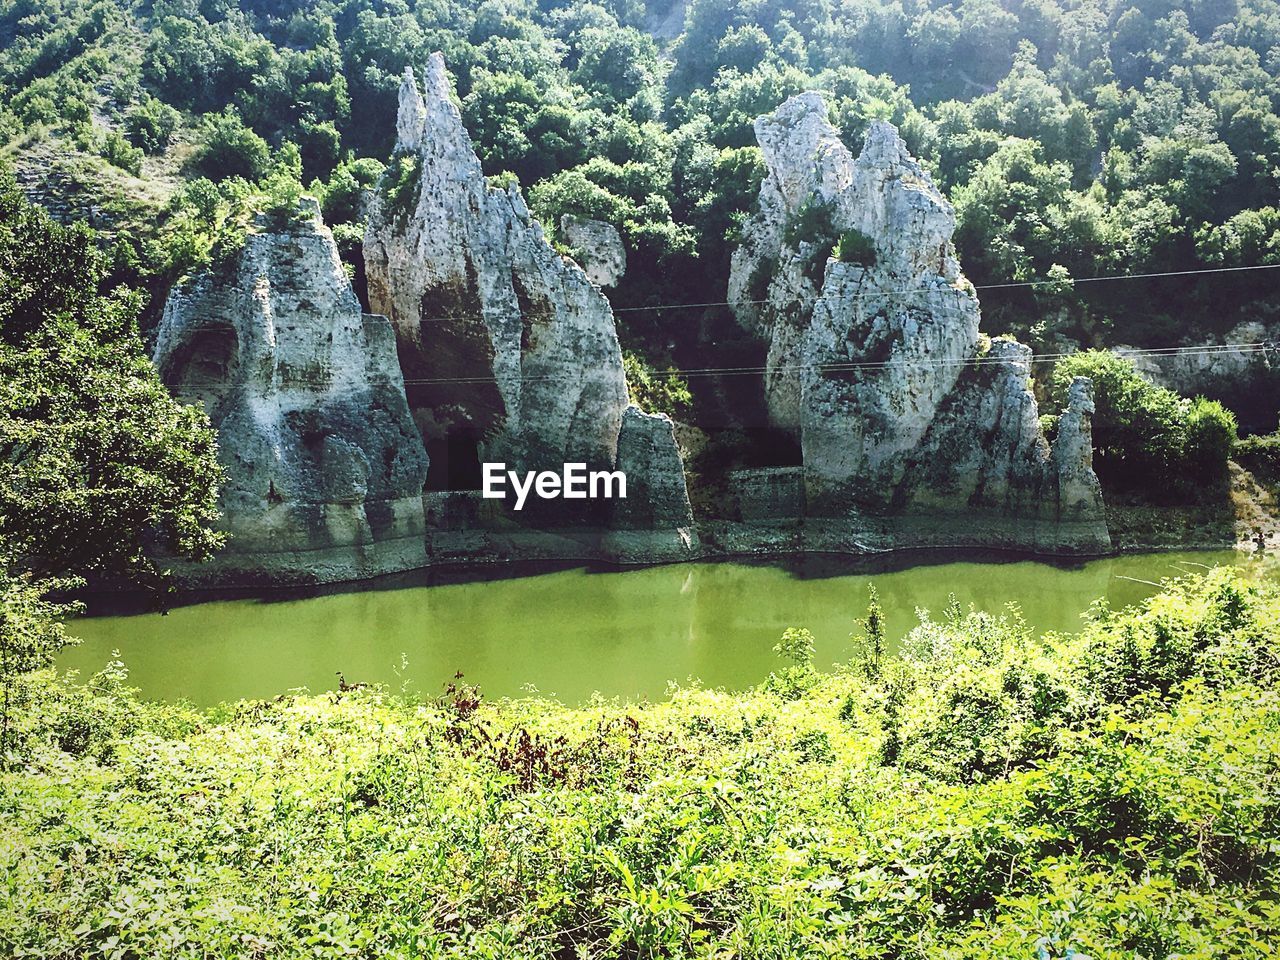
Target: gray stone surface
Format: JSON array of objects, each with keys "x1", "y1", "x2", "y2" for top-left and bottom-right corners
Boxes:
[
  {"x1": 727, "y1": 92, "x2": 1110, "y2": 553},
  {"x1": 560, "y1": 214, "x2": 626, "y2": 288},
  {"x1": 364, "y1": 55, "x2": 629, "y2": 475},
  {"x1": 152, "y1": 199, "x2": 429, "y2": 583},
  {"x1": 1117, "y1": 323, "x2": 1276, "y2": 393},
  {"x1": 364, "y1": 53, "x2": 696, "y2": 552}
]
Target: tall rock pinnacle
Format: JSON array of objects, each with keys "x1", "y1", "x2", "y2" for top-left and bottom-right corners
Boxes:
[
  {"x1": 728, "y1": 92, "x2": 1109, "y2": 553},
  {"x1": 364, "y1": 53, "x2": 695, "y2": 551}
]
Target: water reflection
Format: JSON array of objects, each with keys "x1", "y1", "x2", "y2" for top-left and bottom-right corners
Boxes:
[{"x1": 59, "y1": 551, "x2": 1271, "y2": 706}]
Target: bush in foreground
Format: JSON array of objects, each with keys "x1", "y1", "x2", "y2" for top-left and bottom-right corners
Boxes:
[{"x1": 2, "y1": 569, "x2": 1280, "y2": 958}]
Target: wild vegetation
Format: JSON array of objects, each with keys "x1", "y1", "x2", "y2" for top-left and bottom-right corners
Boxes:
[
  {"x1": 3, "y1": 1, "x2": 1280, "y2": 414},
  {"x1": 3, "y1": 568, "x2": 1280, "y2": 957},
  {"x1": 1048, "y1": 349, "x2": 1239, "y2": 497}
]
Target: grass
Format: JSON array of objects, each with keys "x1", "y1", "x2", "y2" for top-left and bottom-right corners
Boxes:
[{"x1": 2, "y1": 569, "x2": 1280, "y2": 958}]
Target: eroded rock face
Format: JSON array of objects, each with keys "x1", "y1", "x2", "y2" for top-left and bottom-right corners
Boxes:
[
  {"x1": 560, "y1": 214, "x2": 626, "y2": 288},
  {"x1": 1117, "y1": 322, "x2": 1279, "y2": 434},
  {"x1": 729, "y1": 94, "x2": 1109, "y2": 552},
  {"x1": 365, "y1": 56, "x2": 626, "y2": 476},
  {"x1": 153, "y1": 200, "x2": 429, "y2": 582},
  {"x1": 364, "y1": 53, "x2": 694, "y2": 545}
]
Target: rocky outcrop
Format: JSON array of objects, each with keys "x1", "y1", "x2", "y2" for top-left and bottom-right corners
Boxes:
[
  {"x1": 1117, "y1": 322, "x2": 1279, "y2": 433},
  {"x1": 153, "y1": 199, "x2": 430, "y2": 583},
  {"x1": 560, "y1": 214, "x2": 626, "y2": 288},
  {"x1": 364, "y1": 53, "x2": 695, "y2": 551},
  {"x1": 600, "y1": 407, "x2": 697, "y2": 560},
  {"x1": 728, "y1": 94, "x2": 1109, "y2": 553}
]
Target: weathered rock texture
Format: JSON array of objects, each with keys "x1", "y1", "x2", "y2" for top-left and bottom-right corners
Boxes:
[
  {"x1": 728, "y1": 94, "x2": 1109, "y2": 553},
  {"x1": 153, "y1": 199, "x2": 430, "y2": 582},
  {"x1": 1117, "y1": 321, "x2": 1279, "y2": 433},
  {"x1": 365, "y1": 53, "x2": 695, "y2": 555},
  {"x1": 560, "y1": 214, "x2": 626, "y2": 288}
]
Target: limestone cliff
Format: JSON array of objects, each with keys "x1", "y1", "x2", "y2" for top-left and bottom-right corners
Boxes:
[
  {"x1": 1117, "y1": 321, "x2": 1279, "y2": 434},
  {"x1": 560, "y1": 214, "x2": 626, "y2": 288},
  {"x1": 728, "y1": 94, "x2": 1109, "y2": 553},
  {"x1": 364, "y1": 53, "x2": 694, "y2": 549},
  {"x1": 365, "y1": 56, "x2": 627, "y2": 476},
  {"x1": 153, "y1": 199, "x2": 430, "y2": 582}
]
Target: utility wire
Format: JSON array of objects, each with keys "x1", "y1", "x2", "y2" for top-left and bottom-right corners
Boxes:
[
  {"x1": 395, "y1": 342, "x2": 1273, "y2": 385},
  {"x1": 402, "y1": 262, "x2": 1280, "y2": 327},
  {"x1": 176, "y1": 342, "x2": 1274, "y2": 388}
]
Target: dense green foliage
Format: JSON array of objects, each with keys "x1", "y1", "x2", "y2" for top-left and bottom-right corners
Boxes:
[
  {"x1": 0, "y1": 167, "x2": 224, "y2": 582},
  {"x1": 0, "y1": 167, "x2": 226, "y2": 761},
  {"x1": 6, "y1": 0, "x2": 1280, "y2": 407},
  {"x1": 4, "y1": 569, "x2": 1280, "y2": 957},
  {"x1": 622, "y1": 350, "x2": 693, "y2": 420},
  {"x1": 1236, "y1": 430, "x2": 1280, "y2": 482},
  {"x1": 1049, "y1": 350, "x2": 1238, "y2": 495}
]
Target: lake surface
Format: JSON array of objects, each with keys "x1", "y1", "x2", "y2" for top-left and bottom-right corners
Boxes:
[{"x1": 58, "y1": 551, "x2": 1274, "y2": 707}]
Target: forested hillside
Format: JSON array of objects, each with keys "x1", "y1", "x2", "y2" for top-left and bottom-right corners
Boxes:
[{"x1": 2, "y1": 0, "x2": 1279, "y2": 422}]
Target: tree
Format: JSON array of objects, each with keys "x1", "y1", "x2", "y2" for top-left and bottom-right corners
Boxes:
[
  {"x1": 1184, "y1": 398, "x2": 1238, "y2": 483},
  {"x1": 124, "y1": 94, "x2": 180, "y2": 155},
  {"x1": 0, "y1": 167, "x2": 225, "y2": 583},
  {"x1": 188, "y1": 108, "x2": 271, "y2": 182},
  {"x1": 571, "y1": 25, "x2": 659, "y2": 105},
  {"x1": 1049, "y1": 350, "x2": 1234, "y2": 496}
]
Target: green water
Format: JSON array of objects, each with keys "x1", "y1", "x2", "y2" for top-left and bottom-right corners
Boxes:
[{"x1": 58, "y1": 551, "x2": 1273, "y2": 706}]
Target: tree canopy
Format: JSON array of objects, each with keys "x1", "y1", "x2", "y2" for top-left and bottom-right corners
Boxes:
[{"x1": 0, "y1": 167, "x2": 225, "y2": 584}]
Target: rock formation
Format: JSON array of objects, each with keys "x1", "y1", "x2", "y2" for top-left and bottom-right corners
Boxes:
[
  {"x1": 728, "y1": 93, "x2": 1109, "y2": 553},
  {"x1": 364, "y1": 53, "x2": 695, "y2": 553},
  {"x1": 153, "y1": 199, "x2": 430, "y2": 582},
  {"x1": 560, "y1": 214, "x2": 626, "y2": 288},
  {"x1": 1117, "y1": 321, "x2": 1279, "y2": 434}
]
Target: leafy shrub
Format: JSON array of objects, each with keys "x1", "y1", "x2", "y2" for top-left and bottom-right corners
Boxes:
[
  {"x1": 834, "y1": 227, "x2": 878, "y2": 266},
  {"x1": 0, "y1": 568, "x2": 80, "y2": 755},
  {"x1": 622, "y1": 351, "x2": 692, "y2": 420},
  {"x1": 487, "y1": 170, "x2": 519, "y2": 191},
  {"x1": 1184, "y1": 396, "x2": 1238, "y2": 482},
  {"x1": 315, "y1": 157, "x2": 384, "y2": 226},
  {"x1": 99, "y1": 130, "x2": 142, "y2": 175},
  {"x1": 187, "y1": 109, "x2": 270, "y2": 181},
  {"x1": 4, "y1": 571, "x2": 1280, "y2": 955},
  {"x1": 782, "y1": 197, "x2": 836, "y2": 249},
  {"x1": 782, "y1": 196, "x2": 840, "y2": 284},
  {"x1": 377, "y1": 151, "x2": 423, "y2": 225},
  {"x1": 1236, "y1": 431, "x2": 1280, "y2": 482},
  {"x1": 123, "y1": 95, "x2": 179, "y2": 155}
]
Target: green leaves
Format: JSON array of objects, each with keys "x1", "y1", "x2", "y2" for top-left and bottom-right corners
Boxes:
[{"x1": 0, "y1": 168, "x2": 225, "y2": 583}]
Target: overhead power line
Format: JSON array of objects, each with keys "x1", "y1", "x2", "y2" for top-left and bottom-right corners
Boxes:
[
  {"x1": 396, "y1": 341, "x2": 1273, "y2": 386},
  {"x1": 403, "y1": 262, "x2": 1280, "y2": 328}
]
